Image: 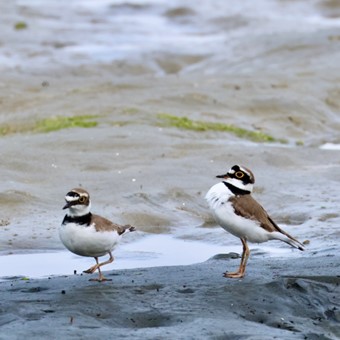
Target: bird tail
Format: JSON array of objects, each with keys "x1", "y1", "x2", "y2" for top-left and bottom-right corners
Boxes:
[
  {"x1": 270, "y1": 232, "x2": 305, "y2": 251},
  {"x1": 118, "y1": 224, "x2": 136, "y2": 235}
]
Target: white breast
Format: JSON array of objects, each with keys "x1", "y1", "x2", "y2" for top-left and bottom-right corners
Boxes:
[
  {"x1": 59, "y1": 222, "x2": 121, "y2": 257},
  {"x1": 205, "y1": 182, "x2": 271, "y2": 243}
]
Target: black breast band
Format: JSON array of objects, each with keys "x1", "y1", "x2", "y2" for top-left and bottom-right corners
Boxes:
[
  {"x1": 223, "y1": 182, "x2": 250, "y2": 196},
  {"x1": 62, "y1": 213, "x2": 92, "y2": 226}
]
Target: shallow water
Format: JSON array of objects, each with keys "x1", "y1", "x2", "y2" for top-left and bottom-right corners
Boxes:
[
  {"x1": 0, "y1": 236, "x2": 228, "y2": 279},
  {"x1": 0, "y1": 234, "x2": 307, "y2": 280},
  {"x1": 0, "y1": 0, "x2": 340, "y2": 278}
]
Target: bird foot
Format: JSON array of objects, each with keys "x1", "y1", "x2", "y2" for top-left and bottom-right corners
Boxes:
[
  {"x1": 223, "y1": 271, "x2": 245, "y2": 279},
  {"x1": 89, "y1": 276, "x2": 112, "y2": 282},
  {"x1": 83, "y1": 265, "x2": 98, "y2": 274}
]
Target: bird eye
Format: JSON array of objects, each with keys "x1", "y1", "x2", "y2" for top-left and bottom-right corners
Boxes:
[
  {"x1": 235, "y1": 171, "x2": 244, "y2": 179},
  {"x1": 79, "y1": 196, "x2": 86, "y2": 203}
]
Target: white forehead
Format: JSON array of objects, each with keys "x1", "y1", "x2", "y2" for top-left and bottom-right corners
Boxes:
[
  {"x1": 65, "y1": 194, "x2": 79, "y2": 202},
  {"x1": 65, "y1": 192, "x2": 88, "y2": 201}
]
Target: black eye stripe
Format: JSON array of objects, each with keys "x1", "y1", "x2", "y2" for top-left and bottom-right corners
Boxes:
[
  {"x1": 226, "y1": 165, "x2": 255, "y2": 184},
  {"x1": 229, "y1": 170, "x2": 250, "y2": 182}
]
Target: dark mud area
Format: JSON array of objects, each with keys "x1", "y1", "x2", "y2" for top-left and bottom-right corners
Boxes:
[{"x1": 1, "y1": 255, "x2": 339, "y2": 339}]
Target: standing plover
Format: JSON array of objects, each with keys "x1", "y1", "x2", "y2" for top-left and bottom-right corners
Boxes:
[
  {"x1": 205, "y1": 165, "x2": 304, "y2": 278},
  {"x1": 60, "y1": 188, "x2": 135, "y2": 281}
]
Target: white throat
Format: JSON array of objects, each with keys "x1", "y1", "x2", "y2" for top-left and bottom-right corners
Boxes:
[{"x1": 67, "y1": 202, "x2": 91, "y2": 217}]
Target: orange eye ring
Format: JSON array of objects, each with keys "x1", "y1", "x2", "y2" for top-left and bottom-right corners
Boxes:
[
  {"x1": 235, "y1": 171, "x2": 244, "y2": 179},
  {"x1": 79, "y1": 196, "x2": 86, "y2": 203}
]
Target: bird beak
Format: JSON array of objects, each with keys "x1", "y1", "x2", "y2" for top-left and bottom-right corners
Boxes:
[
  {"x1": 216, "y1": 173, "x2": 229, "y2": 179},
  {"x1": 63, "y1": 201, "x2": 72, "y2": 210}
]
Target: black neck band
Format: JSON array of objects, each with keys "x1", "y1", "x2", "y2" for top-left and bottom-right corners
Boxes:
[
  {"x1": 223, "y1": 182, "x2": 250, "y2": 196},
  {"x1": 62, "y1": 212, "x2": 92, "y2": 226}
]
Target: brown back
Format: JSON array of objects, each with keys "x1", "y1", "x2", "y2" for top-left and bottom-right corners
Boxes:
[
  {"x1": 229, "y1": 194, "x2": 299, "y2": 242},
  {"x1": 91, "y1": 214, "x2": 135, "y2": 235}
]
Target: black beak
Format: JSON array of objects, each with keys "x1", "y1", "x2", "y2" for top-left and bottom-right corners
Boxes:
[
  {"x1": 63, "y1": 201, "x2": 72, "y2": 210},
  {"x1": 216, "y1": 173, "x2": 229, "y2": 179}
]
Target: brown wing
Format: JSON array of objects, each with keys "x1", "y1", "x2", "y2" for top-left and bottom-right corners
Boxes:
[
  {"x1": 91, "y1": 214, "x2": 135, "y2": 235},
  {"x1": 229, "y1": 195, "x2": 297, "y2": 239}
]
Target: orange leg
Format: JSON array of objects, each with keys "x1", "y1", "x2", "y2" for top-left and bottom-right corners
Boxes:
[
  {"x1": 223, "y1": 238, "x2": 250, "y2": 279},
  {"x1": 83, "y1": 252, "x2": 114, "y2": 282}
]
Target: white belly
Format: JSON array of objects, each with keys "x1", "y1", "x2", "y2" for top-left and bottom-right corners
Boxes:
[
  {"x1": 206, "y1": 183, "x2": 270, "y2": 243},
  {"x1": 59, "y1": 223, "x2": 121, "y2": 257},
  {"x1": 212, "y1": 203, "x2": 270, "y2": 243}
]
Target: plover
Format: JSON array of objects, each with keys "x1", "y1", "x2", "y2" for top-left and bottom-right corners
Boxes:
[
  {"x1": 205, "y1": 165, "x2": 304, "y2": 278},
  {"x1": 59, "y1": 188, "x2": 135, "y2": 282}
]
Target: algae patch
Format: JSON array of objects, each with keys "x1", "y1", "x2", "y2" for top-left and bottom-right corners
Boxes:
[
  {"x1": 158, "y1": 113, "x2": 286, "y2": 143},
  {"x1": 14, "y1": 22, "x2": 28, "y2": 30},
  {"x1": 35, "y1": 115, "x2": 98, "y2": 133},
  {"x1": 0, "y1": 125, "x2": 26, "y2": 136},
  {"x1": 0, "y1": 115, "x2": 99, "y2": 136}
]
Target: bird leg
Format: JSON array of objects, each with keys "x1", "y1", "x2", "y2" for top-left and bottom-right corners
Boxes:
[
  {"x1": 83, "y1": 258, "x2": 100, "y2": 274},
  {"x1": 223, "y1": 238, "x2": 250, "y2": 278},
  {"x1": 83, "y1": 252, "x2": 114, "y2": 282},
  {"x1": 93, "y1": 265, "x2": 111, "y2": 282}
]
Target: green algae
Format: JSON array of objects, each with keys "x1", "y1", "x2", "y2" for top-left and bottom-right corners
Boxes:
[
  {"x1": 14, "y1": 22, "x2": 28, "y2": 30},
  {"x1": 0, "y1": 115, "x2": 99, "y2": 136},
  {"x1": 0, "y1": 126, "x2": 18, "y2": 136},
  {"x1": 158, "y1": 113, "x2": 287, "y2": 143},
  {"x1": 35, "y1": 115, "x2": 98, "y2": 133}
]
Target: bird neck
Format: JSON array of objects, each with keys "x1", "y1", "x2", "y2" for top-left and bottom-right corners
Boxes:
[
  {"x1": 62, "y1": 212, "x2": 92, "y2": 226},
  {"x1": 67, "y1": 202, "x2": 91, "y2": 217},
  {"x1": 223, "y1": 181, "x2": 251, "y2": 196}
]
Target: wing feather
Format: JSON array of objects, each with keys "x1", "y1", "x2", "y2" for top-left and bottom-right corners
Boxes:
[
  {"x1": 229, "y1": 195, "x2": 300, "y2": 242},
  {"x1": 91, "y1": 214, "x2": 135, "y2": 235}
]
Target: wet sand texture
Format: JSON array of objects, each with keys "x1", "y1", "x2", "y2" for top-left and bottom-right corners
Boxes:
[
  {"x1": 1, "y1": 0, "x2": 340, "y2": 254},
  {"x1": 1, "y1": 255, "x2": 339, "y2": 339}
]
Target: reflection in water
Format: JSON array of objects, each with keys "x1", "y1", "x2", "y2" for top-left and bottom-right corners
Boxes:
[{"x1": 0, "y1": 234, "x2": 306, "y2": 280}]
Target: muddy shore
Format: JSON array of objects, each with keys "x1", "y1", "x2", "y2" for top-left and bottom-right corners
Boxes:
[
  {"x1": 1, "y1": 254, "x2": 339, "y2": 339},
  {"x1": 1, "y1": 1, "x2": 340, "y2": 255}
]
